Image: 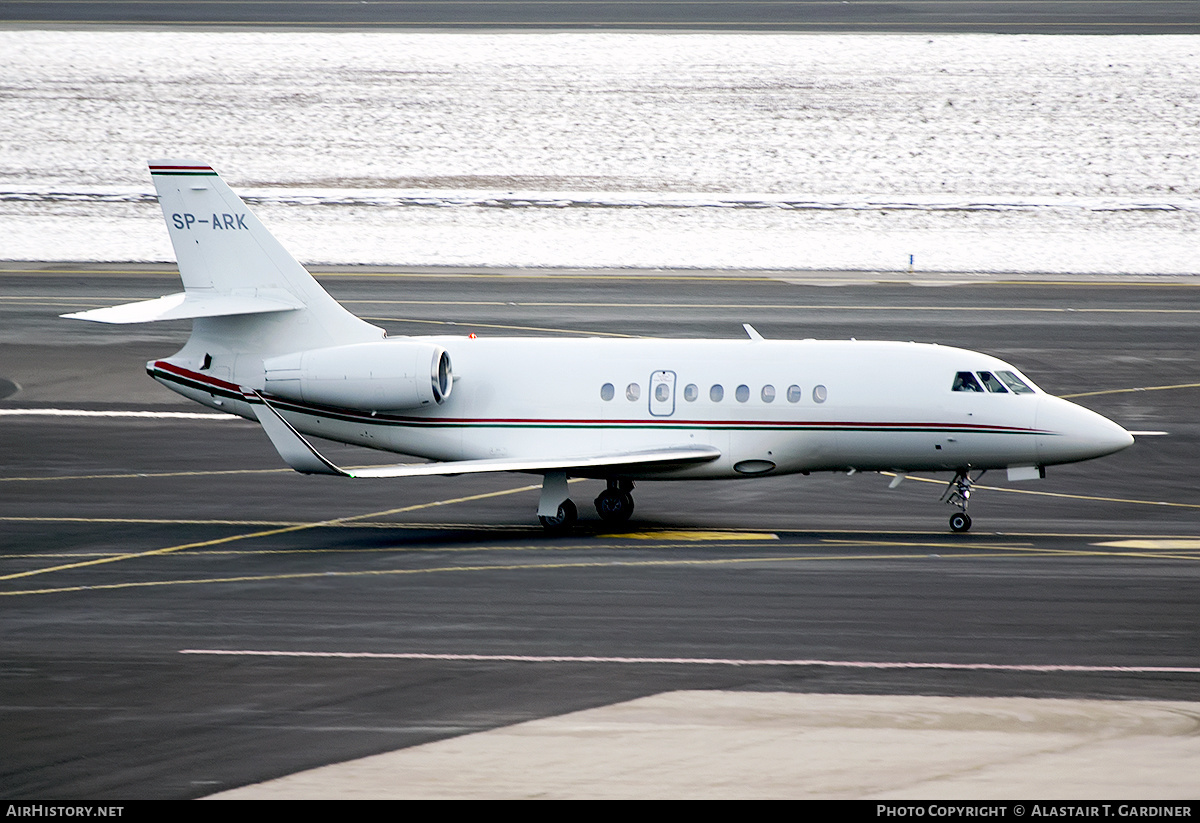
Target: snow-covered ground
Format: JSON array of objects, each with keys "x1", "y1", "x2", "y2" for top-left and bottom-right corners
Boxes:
[{"x1": 1, "y1": 31, "x2": 1197, "y2": 273}]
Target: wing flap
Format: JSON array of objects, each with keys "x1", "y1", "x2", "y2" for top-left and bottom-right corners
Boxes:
[{"x1": 248, "y1": 391, "x2": 720, "y2": 478}]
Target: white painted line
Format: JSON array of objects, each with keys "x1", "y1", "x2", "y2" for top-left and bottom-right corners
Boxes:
[
  {"x1": 179, "y1": 649, "x2": 1200, "y2": 674},
  {"x1": 0, "y1": 409, "x2": 237, "y2": 419}
]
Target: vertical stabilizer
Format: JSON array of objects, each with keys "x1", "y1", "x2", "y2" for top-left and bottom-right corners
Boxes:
[{"x1": 148, "y1": 161, "x2": 382, "y2": 352}]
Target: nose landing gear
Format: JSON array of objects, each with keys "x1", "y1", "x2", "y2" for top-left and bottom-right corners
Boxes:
[
  {"x1": 949, "y1": 510, "x2": 972, "y2": 533},
  {"x1": 943, "y1": 469, "x2": 983, "y2": 533}
]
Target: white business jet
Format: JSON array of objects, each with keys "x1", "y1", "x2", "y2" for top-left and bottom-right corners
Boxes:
[{"x1": 66, "y1": 162, "x2": 1134, "y2": 533}]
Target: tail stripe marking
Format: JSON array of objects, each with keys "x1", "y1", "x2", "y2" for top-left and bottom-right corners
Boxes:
[{"x1": 149, "y1": 165, "x2": 216, "y2": 176}]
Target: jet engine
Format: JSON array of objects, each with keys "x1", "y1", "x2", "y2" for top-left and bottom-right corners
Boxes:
[{"x1": 262, "y1": 341, "x2": 453, "y2": 410}]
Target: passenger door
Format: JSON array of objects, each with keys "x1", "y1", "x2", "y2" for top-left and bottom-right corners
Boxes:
[{"x1": 649, "y1": 370, "x2": 676, "y2": 417}]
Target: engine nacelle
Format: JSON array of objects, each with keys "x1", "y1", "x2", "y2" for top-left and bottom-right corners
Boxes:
[{"x1": 262, "y1": 341, "x2": 453, "y2": 411}]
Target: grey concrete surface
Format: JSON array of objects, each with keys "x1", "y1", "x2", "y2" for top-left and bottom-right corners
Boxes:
[{"x1": 210, "y1": 691, "x2": 1200, "y2": 799}]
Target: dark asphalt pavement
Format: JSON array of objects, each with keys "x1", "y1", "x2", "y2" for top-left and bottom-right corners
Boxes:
[{"x1": 2, "y1": 265, "x2": 1198, "y2": 798}]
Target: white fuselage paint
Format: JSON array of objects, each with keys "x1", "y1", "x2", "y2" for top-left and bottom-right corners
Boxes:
[{"x1": 151, "y1": 335, "x2": 1132, "y2": 481}]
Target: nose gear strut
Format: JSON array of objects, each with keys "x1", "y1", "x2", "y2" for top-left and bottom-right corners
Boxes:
[{"x1": 942, "y1": 469, "x2": 985, "y2": 533}]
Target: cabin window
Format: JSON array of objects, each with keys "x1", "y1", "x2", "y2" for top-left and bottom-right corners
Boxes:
[
  {"x1": 626, "y1": 383, "x2": 640, "y2": 401},
  {"x1": 735, "y1": 384, "x2": 750, "y2": 403},
  {"x1": 761, "y1": 384, "x2": 776, "y2": 403},
  {"x1": 600, "y1": 382, "x2": 615, "y2": 401},
  {"x1": 787, "y1": 384, "x2": 802, "y2": 403},
  {"x1": 655, "y1": 382, "x2": 670, "y2": 402},
  {"x1": 813, "y1": 384, "x2": 828, "y2": 403},
  {"x1": 684, "y1": 383, "x2": 698, "y2": 402},
  {"x1": 997, "y1": 370, "x2": 1035, "y2": 394},
  {"x1": 978, "y1": 371, "x2": 1009, "y2": 393},
  {"x1": 952, "y1": 371, "x2": 984, "y2": 392},
  {"x1": 710, "y1": 384, "x2": 724, "y2": 402}
]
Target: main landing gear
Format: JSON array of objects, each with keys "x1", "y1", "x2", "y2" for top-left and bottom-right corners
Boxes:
[
  {"x1": 537, "y1": 474, "x2": 635, "y2": 531},
  {"x1": 942, "y1": 469, "x2": 983, "y2": 533},
  {"x1": 537, "y1": 471, "x2": 577, "y2": 531},
  {"x1": 594, "y1": 479, "x2": 635, "y2": 523},
  {"x1": 538, "y1": 498, "x2": 578, "y2": 531}
]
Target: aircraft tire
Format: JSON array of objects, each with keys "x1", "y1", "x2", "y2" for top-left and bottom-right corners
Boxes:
[
  {"x1": 539, "y1": 499, "x2": 578, "y2": 531},
  {"x1": 594, "y1": 489, "x2": 634, "y2": 522},
  {"x1": 949, "y1": 512, "x2": 972, "y2": 533}
]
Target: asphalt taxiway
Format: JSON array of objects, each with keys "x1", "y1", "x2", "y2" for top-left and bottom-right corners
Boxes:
[{"x1": 2, "y1": 264, "x2": 1199, "y2": 798}]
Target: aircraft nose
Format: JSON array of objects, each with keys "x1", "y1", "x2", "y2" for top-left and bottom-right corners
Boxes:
[{"x1": 1036, "y1": 395, "x2": 1135, "y2": 465}]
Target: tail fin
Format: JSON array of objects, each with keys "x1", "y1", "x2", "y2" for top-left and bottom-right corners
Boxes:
[{"x1": 65, "y1": 161, "x2": 382, "y2": 355}]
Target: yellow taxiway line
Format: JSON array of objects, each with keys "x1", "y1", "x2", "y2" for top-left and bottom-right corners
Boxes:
[{"x1": 0, "y1": 483, "x2": 541, "y2": 584}]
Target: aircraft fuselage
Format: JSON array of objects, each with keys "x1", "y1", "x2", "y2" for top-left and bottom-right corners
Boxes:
[{"x1": 149, "y1": 336, "x2": 1131, "y2": 481}]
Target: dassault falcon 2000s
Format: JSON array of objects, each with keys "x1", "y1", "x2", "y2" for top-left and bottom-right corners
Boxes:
[{"x1": 66, "y1": 162, "x2": 1134, "y2": 532}]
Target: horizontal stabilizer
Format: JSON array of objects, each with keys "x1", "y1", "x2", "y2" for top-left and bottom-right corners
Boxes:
[
  {"x1": 249, "y1": 391, "x2": 721, "y2": 478},
  {"x1": 62, "y1": 290, "x2": 304, "y2": 324}
]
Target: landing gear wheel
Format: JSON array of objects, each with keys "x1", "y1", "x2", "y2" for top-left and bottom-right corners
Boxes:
[
  {"x1": 943, "y1": 469, "x2": 981, "y2": 533},
  {"x1": 539, "y1": 498, "x2": 577, "y2": 531},
  {"x1": 594, "y1": 489, "x2": 634, "y2": 522}
]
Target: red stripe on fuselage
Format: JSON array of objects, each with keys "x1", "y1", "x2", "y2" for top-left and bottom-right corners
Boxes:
[
  {"x1": 151, "y1": 360, "x2": 240, "y2": 394},
  {"x1": 150, "y1": 362, "x2": 1044, "y2": 434}
]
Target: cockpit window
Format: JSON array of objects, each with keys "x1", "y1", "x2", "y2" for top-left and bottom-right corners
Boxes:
[
  {"x1": 996, "y1": 370, "x2": 1035, "y2": 394},
  {"x1": 977, "y1": 371, "x2": 1009, "y2": 393},
  {"x1": 952, "y1": 371, "x2": 984, "y2": 392},
  {"x1": 954, "y1": 369, "x2": 1037, "y2": 395}
]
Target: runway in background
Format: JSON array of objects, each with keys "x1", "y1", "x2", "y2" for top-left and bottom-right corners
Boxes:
[{"x1": 1, "y1": 0, "x2": 1198, "y2": 32}]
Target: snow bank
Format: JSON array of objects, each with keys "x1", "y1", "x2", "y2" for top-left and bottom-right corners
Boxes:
[{"x1": 1, "y1": 31, "x2": 1197, "y2": 272}]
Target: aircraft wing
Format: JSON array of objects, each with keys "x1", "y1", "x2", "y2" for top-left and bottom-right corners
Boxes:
[{"x1": 248, "y1": 391, "x2": 721, "y2": 478}]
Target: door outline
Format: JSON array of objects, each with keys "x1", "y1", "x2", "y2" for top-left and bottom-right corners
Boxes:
[{"x1": 649, "y1": 370, "x2": 676, "y2": 417}]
